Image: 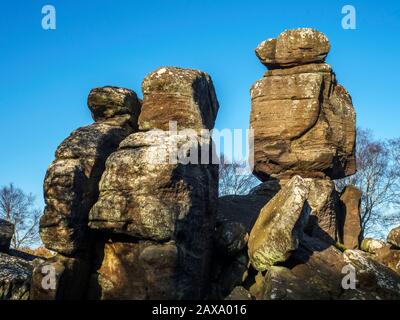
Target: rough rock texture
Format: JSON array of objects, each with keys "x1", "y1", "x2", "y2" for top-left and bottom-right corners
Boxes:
[
  {"x1": 88, "y1": 131, "x2": 218, "y2": 299},
  {"x1": 88, "y1": 86, "x2": 141, "y2": 127},
  {"x1": 339, "y1": 185, "x2": 362, "y2": 249},
  {"x1": 306, "y1": 179, "x2": 340, "y2": 244},
  {"x1": 251, "y1": 29, "x2": 356, "y2": 182},
  {"x1": 87, "y1": 240, "x2": 183, "y2": 300},
  {"x1": 361, "y1": 238, "x2": 386, "y2": 254},
  {"x1": 40, "y1": 87, "x2": 139, "y2": 256},
  {"x1": 225, "y1": 286, "x2": 253, "y2": 300},
  {"x1": 387, "y1": 226, "x2": 400, "y2": 248},
  {"x1": 255, "y1": 28, "x2": 330, "y2": 68},
  {"x1": 343, "y1": 249, "x2": 400, "y2": 299},
  {"x1": 30, "y1": 254, "x2": 90, "y2": 300},
  {"x1": 139, "y1": 67, "x2": 219, "y2": 131},
  {"x1": 0, "y1": 253, "x2": 34, "y2": 300},
  {"x1": 248, "y1": 176, "x2": 310, "y2": 271},
  {"x1": 0, "y1": 219, "x2": 14, "y2": 253},
  {"x1": 374, "y1": 246, "x2": 400, "y2": 275}
]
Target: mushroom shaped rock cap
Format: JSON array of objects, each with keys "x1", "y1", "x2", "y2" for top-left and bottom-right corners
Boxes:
[{"x1": 255, "y1": 28, "x2": 330, "y2": 68}]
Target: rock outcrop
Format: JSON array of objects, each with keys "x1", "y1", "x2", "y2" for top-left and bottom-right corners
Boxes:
[
  {"x1": 250, "y1": 28, "x2": 356, "y2": 183},
  {"x1": 0, "y1": 219, "x2": 14, "y2": 253},
  {"x1": 339, "y1": 185, "x2": 362, "y2": 249},
  {"x1": 387, "y1": 226, "x2": 400, "y2": 248}
]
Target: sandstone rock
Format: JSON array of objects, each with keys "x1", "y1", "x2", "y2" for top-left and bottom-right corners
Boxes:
[
  {"x1": 374, "y1": 246, "x2": 400, "y2": 275},
  {"x1": 343, "y1": 249, "x2": 400, "y2": 299},
  {"x1": 88, "y1": 86, "x2": 141, "y2": 127},
  {"x1": 217, "y1": 194, "x2": 272, "y2": 233},
  {"x1": 40, "y1": 123, "x2": 133, "y2": 255},
  {"x1": 263, "y1": 266, "x2": 327, "y2": 300},
  {"x1": 210, "y1": 250, "x2": 249, "y2": 299},
  {"x1": 255, "y1": 28, "x2": 330, "y2": 68},
  {"x1": 248, "y1": 271, "x2": 265, "y2": 299},
  {"x1": 0, "y1": 253, "x2": 33, "y2": 300},
  {"x1": 305, "y1": 179, "x2": 340, "y2": 244},
  {"x1": 30, "y1": 254, "x2": 90, "y2": 300},
  {"x1": 139, "y1": 67, "x2": 219, "y2": 131},
  {"x1": 387, "y1": 226, "x2": 400, "y2": 248},
  {"x1": 338, "y1": 185, "x2": 362, "y2": 249},
  {"x1": 88, "y1": 240, "x2": 206, "y2": 300},
  {"x1": 89, "y1": 131, "x2": 217, "y2": 242},
  {"x1": 361, "y1": 238, "x2": 386, "y2": 254},
  {"x1": 0, "y1": 219, "x2": 14, "y2": 253},
  {"x1": 248, "y1": 176, "x2": 310, "y2": 271},
  {"x1": 251, "y1": 59, "x2": 356, "y2": 182},
  {"x1": 224, "y1": 286, "x2": 253, "y2": 300},
  {"x1": 214, "y1": 221, "x2": 248, "y2": 256}
]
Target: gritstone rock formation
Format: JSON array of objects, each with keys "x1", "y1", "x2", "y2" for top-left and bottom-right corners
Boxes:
[
  {"x1": 4, "y1": 28, "x2": 400, "y2": 301},
  {"x1": 250, "y1": 28, "x2": 356, "y2": 183}
]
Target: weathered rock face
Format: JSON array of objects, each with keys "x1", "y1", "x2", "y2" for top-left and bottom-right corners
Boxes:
[
  {"x1": 343, "y1": 249, "x2": 400, "y2": 299},
  {"x1": 387, "y1": 226, "x2": 400, "y2": 248},
  {"x1": 361, "y1": 238, "x2": 386, "y2": 254},
  {"x1": 87, "y1": 240, "x2": 185, "y2": 300},
  {"x1": 88, "y1": 86, "x2": 141, "y2": 128},
  {"x1": 255, "y1": 28, "x2": 330, "y2": 68},
  {"x1": 30, "y1": 254, "x2": 90, "y2": 300},
  {"x1": 139, "y1": 67, "x2": 219, "y2": 131},
  {"x1": 0, "y1": 220, "x2": 14, "y2": 253},
  {"x1": 0, "y1": 253, "x2": 34, "y2": 300},
  {"x1": 338, "y1": 185, "x2": 362, "y2": 249},
  {"x1": 251, "y1": 28, "x2": 356, "y2": 182},
  {"x1": 88, "y1": 130, "x2": 218, "y2": 299},
  {"x1": 40, "y1": 87, "x2": 139, "y2": 256},
  {"x1": 306, "y1": 179, "x2": 340, "y2": 244},
  {"x1": 248, "y1": 176, "x2": 310, "y2": 271}
]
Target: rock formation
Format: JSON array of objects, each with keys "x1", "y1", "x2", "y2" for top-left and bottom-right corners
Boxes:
[
  {"x1": 2, "y1": 28, "x2": 399, "y2": 301},
  {"x1": 250, "y1": 28, "x2": 356, "y2": 183}
]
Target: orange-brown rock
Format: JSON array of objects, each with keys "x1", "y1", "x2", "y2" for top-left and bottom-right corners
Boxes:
[
  {"x1": 139, "y1": 67, "x2": 219, "y2": 131},
  {"x1": 338, "y1": 185, "x2": 362, "y2": 249}
]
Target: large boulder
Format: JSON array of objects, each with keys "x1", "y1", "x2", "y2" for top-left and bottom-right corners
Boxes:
[
  {"x1": 139, "y1": 67, "x2": 219, "y2": 131},
  {"x1": 0, "y1": 253, "x2": 34, "y2": 300},
  {"x1": 40, "y1": 87, "x2": 139, "y2": 256},
  {"x1": 361, "y1": 238, "x2": 386, "y2": 254},
  {"x1": 343, "y1": 249, "x2": 400, "y2": 299},
  {"x1": 306, "y1": 179, "x2": 340, "y2": 244},
  {"x1": 338, "y1": 185, "x2": 362, "y2": 249},
  {"x1": 0, "y1": 219, "x2": 14, "y2": 253},
  {"x1": 248, "y1": 176, "x2": 310, "y2": 271},
  {"x1": 88, "y1": 86, "x2": 141, "y2": 127},
  {"x1": 255, "y1": 28, "x2": 330, "y2": 68},
  {"x1": 251, "y1": 30, "x2": 356, "y2": 182},
  {"x1": 87, "y1": 240, "x2": 204, "y2": 300},
  {"x1": 30, "y1": 254, "x2": 90, "y2": 300},
  {"x1": 374, "y1": 246, "x2": 400, "y2": 275},
  {"x1": 387, "y1": 226, "x2": 400, "y2": 248}
]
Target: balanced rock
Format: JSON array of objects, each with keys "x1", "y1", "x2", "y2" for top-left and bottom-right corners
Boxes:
[
  {"x1": 255, "y1": 28, "x2": 330, "y2": 68},
  {"x1": 387, "y1": 226, "x2": 400, "y2": 248},
  {"x1": 139, "y1": 67, "x2": 219, "y2": 131},
  {"x1": 40, "y1": 87, "x2": 139, "y2": 255},
  {"x1": 251, "y1": 29, "x2": 356, "y2": 182},
  {"x1": 248, "y1": 175, "x2": 310, "y2": 271},
  {"x1": 338, "y1": 185, "x2": 362, "y2": 249},
  {"x1": 0, "y1": 219, "x2": 14, "y2": 253},
  {"x1": 88, "y1": 86, "x2": 141, "y2": 127}
]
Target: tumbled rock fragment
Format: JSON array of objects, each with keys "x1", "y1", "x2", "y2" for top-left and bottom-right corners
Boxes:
[
  {"x1": 248, "y1": 176, "x2": 310, "y2": 271},
  {"x1": 387, "y1": 226, "x2": 400, "y2": 248},
  {"x1": 361, "y1": 238, "x2": 386, "y2": 254}
]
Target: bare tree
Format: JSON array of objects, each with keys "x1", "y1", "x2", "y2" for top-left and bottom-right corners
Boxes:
[
  {"x1": 336, "y1": 128, "x2": 400, "y2": 238},
  {"x1": 219, "y1": 155, "x2": 259, "y2": 196},
  {"x1": 0, "y1": 183, "x2": 41, "y2": 249}
]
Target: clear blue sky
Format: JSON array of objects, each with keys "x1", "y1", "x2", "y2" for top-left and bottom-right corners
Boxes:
[{"x1": 1, "y1": 0, "x2": 399, "y2": 206}]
